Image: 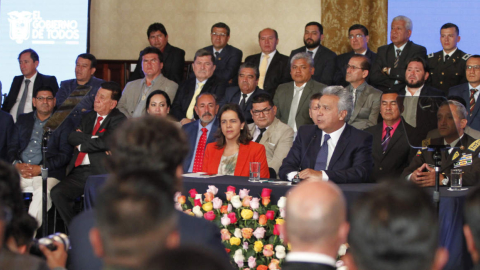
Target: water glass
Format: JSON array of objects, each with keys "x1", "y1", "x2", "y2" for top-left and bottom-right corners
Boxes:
[
  {"x1": 450, "y1": 169, "x2": 462, "y2": 191},
  {"x1": 249, "y1": 162, "x2": 261, "y2": 181}
]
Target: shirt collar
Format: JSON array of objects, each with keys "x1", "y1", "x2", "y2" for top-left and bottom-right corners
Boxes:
[
  {"x1": 196, "y1": 77, "x2": 209, "y2": 84},
  {"x1": 405, "y1": 85, "x2": 424, "y2": 96},
  {"x1": 323, "y1": 123, "x2": 346, "y2": 146},
  {"x1": 394, "y1": 42, "x2": 407, "y2": 52},
  {"x1": 285, "y1": 252, "x2": 336, "y2": 267},
  {"x1": 469, "y1": 83, "x2": 480, "y2": 91},
  {"x1": 33, "y1": 110, "x2": 52, "y2": 123},
  {"x1": 198, "y1": 119, "x2": 215, "y2": 131},
  {"x1": 443, "y1": 48, "x2": 457, "y2": 58},
  {"x1": 214, "y1": 47, "x2": 223, "y2": 54},
  {"x1": 444, "y1": 134, "x2": 463, "y2": 147},
  {"x1": 142, "y1": 73, "x2": 162, "y2": 86},
  {"x1": 25, "y1": 71, "x2": 38, "y2": 82},
  {"x1": 306, "y1": 46, "x2": 320, "y2": 55},
  {"x1": 261, "y1": 50, "x2": 277, "y2": 59},
  {"x1": 294, "y1": 82, "x2": 307, "y2": 91}
]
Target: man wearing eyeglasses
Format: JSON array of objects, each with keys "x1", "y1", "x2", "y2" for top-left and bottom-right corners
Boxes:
[
  {"x1": 449, "y1": 55, "x2": 480, "y2": 132},
  {"x1": 345, "y1": 55, "x2": 382, "y2": 130},
  {"x1": 202, "y1": 22, "x2": 243, "y2": 85},
  {"x1": 333, "y1": 24, "x2": 377, "y2": 87},
  {"x1": 7, "y1": 86, "x2": 74, "y2": 231},
  {"x1": 248, "y1": 93, "x2": 294, "y2": 178}
]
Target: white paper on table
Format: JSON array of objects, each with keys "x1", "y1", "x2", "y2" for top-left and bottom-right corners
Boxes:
[{"x1": 182, "y1": 172, "x2": 223, "y2": 178}]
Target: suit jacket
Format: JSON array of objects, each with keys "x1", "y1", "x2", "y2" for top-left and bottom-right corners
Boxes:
[
  {"x1": 128, "y1": 43, "x2": 186, "y2": 84},
  {"x1": 370, "y1": 41, "x2": 427, "y2": 91},
  {"x1": 427, "y1": 49, "x2": 470, "y2": 94},
  {"x1": 274, "y1": 79, "x2": 327, "y2": 130},
  {"x1": 290, "y1": 45, "x2": 337, "y2": 85},
  {"x1": 203, "y1": 44, "x2": 243, "y2": 84},
  {"x1": 401, "y1": 134, "x2": 480, "y2": 186},
  {"x1": 244, "y1": 51, "x2": 291, "y2": 96},
  {"x1": 7, "y1": 111, "x2": 74, "y2": 180},
  {"x1": 66, "y1": 108, "x2": 126, "y2": 176},
  {"x1": 279, "y1": 124, "x2": 373, "y2": 183},
  {"x1": 282, "y1": 262, "x2": 336, "y2": 270},
  {"x1": 118, "y1": 74, "x2": 178, "y2": 118},
  {"x1": 219, "y1": 86, "x2": 268, "y2": 124},
  {"x1": 0, "y1": 248, "x2": 49, "y2": 270},
  {"x1": 333, "y1": 48, "x2": 377, "y2": 86},
  {"x1": 2, "y1": 72, "x2": 59, "y2": 113},
  {"x1": 182, "y1": 118, "x2": 219, "y2": 172},
  {"x1": 347, "y1": 82, "x2": 382, "y2": 130},
  {"x1": 365, "y1": 119, "x2": 418, "y2": 182},
  {"x1": 0, "y1": 111, "x2": 13, "y2": 161},
  {"x1": 68, "y1": 209, "x2": 230, "y2": 270},
  {"x1": 449, "y1": 83, "x2": 480, "y2": 131},
  {"x1": 202, "y1": 141, "x2": 270, "y2": 178},
  {"x1": 171, "y1": 75, "x2": 227, "y2": 121},
  {"x1": 248, "y1": 118, "x2": 294, "y2": 176}
]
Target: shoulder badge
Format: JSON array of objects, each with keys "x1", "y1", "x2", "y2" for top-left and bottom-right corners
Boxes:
[
  {"x1": 422, "y1": 138, "x2": 431, "y2": 148},
  {"x1": 468, "y1": 139, "x2": 480, "y2": 152},
  {"x1": 452, "y1": 151, "x2": 460, "y2": 161},
  {"x1": 428, "y1": 53, "x2": 434, "y2": 58},
  {"x1": 463, "y1": 54, "x2": 472, "y2": 61},
  {"x1": 416, "y1": 150, "x2": 422, "y2": 156}
]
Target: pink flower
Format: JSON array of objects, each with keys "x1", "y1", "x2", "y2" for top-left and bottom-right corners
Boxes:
[
  {"x1": 174, "y1": 191, "x2": 181, "y2": 202},
  {"x1": 273, "y1": 224, "x2": 280, "y2": 236},
  {"x1": 263, "y1": 244, "x2": 274, "y2": 257},
  {"x1": 248, "y1": 256, "x2": 256, "y2": 268},
  {"x1": 174, "y1": 202, "x2": 182, "y2": 211},
  {"x1": 194, "y1": 199, "x2": 202, "y2": 207},
  {"x1": 188, "y1": 189, "x2": 198, "y2": 198},
  {"x1": 239, "y1": 188, "x2": 250, "y2": 199},
  {"x1": 250, "y1": 198, "x2": 260, "y2": 210},
  {"x1": 212, "y1": 197, "x2": 223, "y2": 209},
  {"x1": 221, "y1": 214, "x2": 231, "y2": 227},
  {"x1": 242, "y1": 196, "x2": 252, "y2": 207},
  {"x1": 253, "y1": 211, "x2": 259, "y2": 220},
  {"x1": 204, "y1": 211, "x2": 216, "y2": 221},
  {"x1": 243, "y1": 241, "x2": 249, "y2": 250},
  {"x1": 279, "y1": 208, "x2": 286, "y2": 218},
  {"x1": 261, "y1": 188, "x2": 272, "y2": 198},
  {"x1": 204, "y1": 192, "x2": 214, "y2": 202},
  {"x1": 206, "y1": 185, "x2": 218, "y2": 195},
  {"x1": 228, "y1": 212, "x2": 238, "y2": 224},
  {"x1": 220, "y1": 229, "x2": 231, "y2": 241},
  {"x1": 253, "y1": 227, "x2": 266, "y2": 239},
  {"x1": 227, "y1": 204, "x2": 233, "y2": 212},
  {"x1": 227, "y1": 186, "x2": 236, "y2": 192},
  {"x1": 225, "y1": 191, "x2": 235, "y2": 201},
  {"x1": 266, "y1": 210, "x2": 275, "y2": 220}
]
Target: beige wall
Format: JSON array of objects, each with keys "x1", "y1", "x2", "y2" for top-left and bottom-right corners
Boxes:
[{"x1": 90, "y1": 0, "x2": 321, "y2": 61}]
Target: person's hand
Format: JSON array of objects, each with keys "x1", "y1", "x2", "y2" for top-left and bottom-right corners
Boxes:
[
  {"x1": 411, "y1": 163, "x2": 438, "y2": 187},
  {"x1": 15, "y1": 163, "x2": 29, "y2": 178},
  {"x1": 39, "y1": 241, "x2": 67, "y2": 269},
  {"x1": 26, "y1": 164, "x2": 42, "y2": 177},
  {"x1": 105, "y1": 151, "x2": 112, "y2": 155},
  {"x1": 298, "y1": 169, "x2": 323, "y2": 181},
  {"x1": 76, "y1": 129, "x2": 83, "y2": 133},
  {"x1": 180, "y1": 118, "x2": 194, "y2": 125}
]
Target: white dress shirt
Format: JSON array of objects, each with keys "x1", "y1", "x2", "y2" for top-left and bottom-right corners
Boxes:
[
  {"x1": 79, "y1": 113, "x2": 107, "y2": 165},
  {"x1": 285, "y1": 252, "x2": 336, "y2": 267},
  {"x1": 10, "y1": 72, "x2": 38, "y2": 122}
]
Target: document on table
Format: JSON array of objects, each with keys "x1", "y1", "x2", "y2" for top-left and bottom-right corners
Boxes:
[{"x1": 183, "y1": 172, "x2": 222, "y2": 178}]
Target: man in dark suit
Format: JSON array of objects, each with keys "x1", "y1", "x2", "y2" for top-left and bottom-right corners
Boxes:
[
  {"x1": 244, "y1": 28, "x2": 291, "y2": 96},
  {"x1": 365, "y1": 92, "x2": 417, "y2": 182},
  {"x1": 290, "y1": 22, "x2": 337, "y2": 85},
  {"x1": 51, "y1": 82, "x2": 126, "y2": 225},
  {"x1": 282, "y1": 181, "x2": 348, "y2": 270},
  {"x1": 182, "y1": 93, "x2": 219, "y2": 172},
  {"x1": 464, "y1": 186, "x2": 480, "y2": 270},
  {"x1": 171, "y1": 49, "x2": 226, "y2": 124},
  {"x1": 449, "y1": 55, "x2": 480, "y2": 132},
  {"x1": 128, "y1": 23, "x2": 185, "y2": 84},
  {"x1": 370, "y1": 16, "x2": 427, "y2": 91},
  {"x1": 333, "y1": 24, "x2": 377, "y2": 86},
  {"x1": 279, "y1": 86, "x2": 373, "y2": 183},
  {"x1": 203, "y1": 22, "x2": 243, "y2": 85},
  {"x1": 220, "y1": 63, "x2": 268, "y2": 124},
  {"x1": 0, "y1": 111, "x2": 13, "y2": 161},
  {"x1": 2, "y1": 49, "x2": 59, "y2": 122}
]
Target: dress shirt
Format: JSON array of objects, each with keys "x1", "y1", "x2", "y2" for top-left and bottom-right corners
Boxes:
[
  {"x1": 79, "y1": 113, "x2": 107, "y2": 166},
  {"x1": 402, "y1": 85, "x2": 424, "y2": 127},
  {"x1": 188, "y1": 120, "x2": 215, "y2": 172},
  {"x1": 252, "y1": 125, "x2": 269, "y2": 142},
  {"x1": 285, "y1": 252, "x2": 336, "y2": 267},
  {"x1": 382, "y1": 119, "x2": 401, "y2": 139},
  {"x1": 10, "y1": 72, "x2": 38, "y2": 122},
  {"x1": 20, "y1": 112, "x2": 51, "y2": 164},
  {"x1": 443, "y1": 48, "x2": 457, "y2": 62},
  {"x1": 238, "y1": 91, "x2": 255, "y2": 106},
  {"x1": 305, "y1": 46, "x2": 320, "y2": 60},
  {"x1": 259, "y1": 50, "x2": 277, "y2": 71},
  {"x1": 132, "y1": 75, "x2": 161, "y2": 118},
  {"x1": 351, "y1": 81, "x2": 367, "y2": 105},
  {"x1": 469, "y1": 83, "x2": 480, "y2": 101},
  {"x1": 394, "y1": 42, "x2": 407, "y2": 54},
  {"x1": 213, "y1": 48, "x2": 224, "y2": 55},
  {"x1": 289, "y1": 82, "x2": 307, "y2": 132}
]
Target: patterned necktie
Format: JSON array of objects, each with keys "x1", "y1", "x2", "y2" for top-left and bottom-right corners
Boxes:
[
  {"x1": 186, "y1": 82, "x2": 205, "y2": 119},
  {"x1": 444, "y1": 54, "x2": 450, "y2": 63},
  {"x1": 75, "y1": 116, "x2": 104, "y2": 167},
  {"x1": 307, "y1": 51, "x2": 314, "y2": 59},
  {"x1": 314, "y1": 134, "x2": 331, "y2": 171},
  {"x1": 352, "y1": 88, "x2": 357, "y2": 106},
  {"x1": 394, "y1": 49, "x2": 401, "y2": 68},
  {"x1": 258, "y1": 54, "x2": 270, "y2": 89},
  {"x1": 17, "y1": 79, "x2": 31, "y2": 118},
  {"x1": 192, "y1": 128, "x2": 208, "y2": 172},
  {"x1": 239, "y1": 94, "x2": 248, "y2": 110},
  {"x1": 255, "y1": 128, "x2": 267, "y2": 143},
  {"x1": 470, "y1": 89, "x2": 478, "y2": 114},
  {"x1": 215, "y1": 52, "x2": 220, "y2": 60},
  {"x1": 382, "y1": 126, "x2": 393, "y2": 153}
]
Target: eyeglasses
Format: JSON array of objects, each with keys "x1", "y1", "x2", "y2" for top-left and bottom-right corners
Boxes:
[
  {"x1": 211, "y1": 32, "x2": 227, "y2": 37},
  {"x1": 36, "y1": 97, "x2": 54, "y2": 101},
  {"x1": 467, "y1": 65, "x2": 480, "y2": 70},
  {"x1": 348, "y1": 34, "x2": 365, "y2": 39},
  {"x1": 252, "y1": 107, "x2": 273, "y2": 116},
  {"x1": 345, "y1": 64, "x2": 364, "y2": 70}
]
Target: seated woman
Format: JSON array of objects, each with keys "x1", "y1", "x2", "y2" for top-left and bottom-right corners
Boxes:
[
  {"x1": 145, "y1": 90, "x2": 171, "y2": 117},
  {"x1": 202, "y1": 104, "x2": 270, "y2": 178}
]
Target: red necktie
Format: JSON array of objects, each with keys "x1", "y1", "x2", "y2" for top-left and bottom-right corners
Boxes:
[
  {"x1": 470, "y1": 89, "x2": 478, "y2": 114},
  {"x1": 75, "y1": 116, "x2": 104, "y2": 167},
  {"x1": 192, "y1": 128, "x2": 208, "y2": 173}
]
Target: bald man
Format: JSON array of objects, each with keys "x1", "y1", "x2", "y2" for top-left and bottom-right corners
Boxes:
[{"x1": 282, "y1": 181, "x2": 349, "y2": 270}]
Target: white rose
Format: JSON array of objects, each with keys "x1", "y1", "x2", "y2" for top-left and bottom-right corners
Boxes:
[
  {"x1": 275, "y1": 245, "x2": 286, "y2": 259},
  {"x1": 206, "y1": 185, "x2": 218, "y2": 195},
  {"x1": 192, "y1": 206, "x2": 203, "y2": 218},
  {"x1": 195, "y1": 193, "x2": 203, "y2": 202},
  {"x1": 277, "y1": 196, "x2": 287, "y2": 209},
  {"x1": 233, "y1": 249, "x2": 245, "y2": 263},
  {"x1": 234, "y1": 228, "x2": 242, "y2": 238},
  {"x1": 231, "y1": 195, "x2": 243, "y2": 209}
]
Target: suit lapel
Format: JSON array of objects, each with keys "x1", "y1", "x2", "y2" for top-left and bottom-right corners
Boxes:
[
  {"x1": 163, "y1": 43, "x2": 172, "y2": 62},
  {"x1": 265, "y1": 52, "x2": 280, "y2": 79},
  {"x1": 309, "y1": 128, "x2": 323, "y2": 169},
  {"x1": 235, "y1": 143, "x2": 251, "y2": 175},
  {"x1": 283, "y1": 83, "x2": 295, "y2": 115},
  {"x1": 33, "y1": 73, "x2": 43, "y2": 92},
  {"x1": 296, "y1": 80, "x2": 313, "y2": 117},
  {"x1": 329, "y1": 125, "x2": 350, "y2": 167},
  {"x1": 399, "y1": 41, "x2": 412, "y2": 64},
  {"x1": 383, "y1": 122, "x2": 403, "y2": 157},
  {"x1": 470, "y1": 90, "x2": 480, "y2": 120},
  {"x1": 207, "y1": 118, "x2": 219, "y2": 144}
]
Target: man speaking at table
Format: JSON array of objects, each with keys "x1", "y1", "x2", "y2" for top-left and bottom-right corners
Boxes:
[{"x1": 279, "y1": 86, "x2": 373, "y2": 183}]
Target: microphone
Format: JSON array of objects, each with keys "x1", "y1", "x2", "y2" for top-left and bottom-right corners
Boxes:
[{"x1": 292, "y1": 133, "x2": 317, "y2": 184}]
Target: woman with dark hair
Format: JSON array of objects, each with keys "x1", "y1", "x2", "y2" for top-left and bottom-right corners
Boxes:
[
  {"x1": 202, "y1": 104, "x2": 269, "y2": 178},
  {"x1": 145, "y1": 90, "x2": 171, "y2": 117}
]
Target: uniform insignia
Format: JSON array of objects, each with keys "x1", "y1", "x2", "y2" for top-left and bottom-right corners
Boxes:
[
  {"x1": 468, "y1": 139, "x2": 480, "y2": 151},
  {"x1": 416, "y1": 150, "x2": 422, "y2": 156},
  {"x1": 454, "y1": 153, "x2": 472, "y2": 168},
  {"x1": 218, "y1": 57, "x2": 222, "y2": 60},
  {"x1": 453, "y1": 59, "x2": 456, "y2": 63},
  {"x1": 452, "y1": 151, "x2": 460, "y2": 161},
  {"x1": 460, "y1": 145, "x2": 465, "y2": 150},
  {"x1": 422, "y1": 138, "x2": 431, "y2": 147},
  {"x1": 428, "y1": 53, "x2": 434, "y2": 58},
  {"x1": 463, "y1": 54, "x2": 472, "y2": 61}
]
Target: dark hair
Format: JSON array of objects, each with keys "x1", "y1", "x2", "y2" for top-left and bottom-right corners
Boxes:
[
  {"x1": 407, "y1": 56, "x2": 429, "y2": 73},
  {"x1": 468, "y1": 55, "x2": 480, "y2": 61},
  {"x1": 195, "y1": 93, "x2": 218, "y2": 107},
  {"x1": 448, "y1": 95, "x2": 467, "y2": 108},
  {"x1": 100, "y1": 81, "x2": 122, "y2": 101},
  {"x1": 441, "y1": 23, "x2": 459, "y2": 35},
  {"x1": 8, "y1": 212, "x2": 37, "y2": 247},
  {"x1": 147, "y1": 22, "x2": 168, "y2": 38},
  {"x1": 350, "y1": 55, "x2": 371, "y2": 70},
  {"x1": 140, "y1": 46, "x2": 164, "y2": 63},
  {"x1": 215, "y1": 103, "x2": 252, "y2": 148},
  {"x1": 305, "y1": 22, "x2": 323, "y2": 35},
  {"x1": 349, "y1": 181, "x2": 438, "y2": 270},
  {"x1": 309, "y1": 92, "x2": 323, "y2": 108},
  {"x1": 258, "y1": 28, "x2": 278, "y2": 39},
  {"x1": 252, "y1": 93, "x2": 274, "y2": 107},
  {"x1": 33, "y1": 86, "x2": 55, "y2": 98},
  {"x1": 465, "y1": 185, "x2": 480, "y2": 254},
  {"x1": 238, "y1": 62, "x2": 259, "y2": 79},
  {"x1": 211, "y1": 22, "x2": 230, "y2": 36},
  {"x1": 77, "y1": 53, "x2": 97, "y2": 68},
  {"x1": 145, "y1": 90, "x2": 172, "y2": 112},
  {"x1": 193, "y1": 48, "x2": 215, "y2": 65},
  {"x1": 18, "y1": 48, "x2": 39, "y2": 62},
  {"x1": 381, "y1": 91, "x2": 404, "y2": 111},
  {"x1": 144, "y1": 247, "x2": 231, "y2": 270},
  {"x1": 349, "y1": 24, "x2": 369, "y2": 36}
]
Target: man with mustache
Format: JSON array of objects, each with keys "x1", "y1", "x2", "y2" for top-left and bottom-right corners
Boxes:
[{"x1": 171, "y1": 49, "x2": 227, "y2": 125}]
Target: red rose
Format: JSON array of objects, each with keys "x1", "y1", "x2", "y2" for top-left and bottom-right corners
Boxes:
[
  {"x1": 225, "y1": 248, "x2": 231, "y2": 254},
  {"x1": 273, "y1": 224, "x2": 280, "y2": 236},
  {"x1": 227, "y1": 186, "x2": 236, "y2": 193},
  {"x1": 261, "y1": 188, "x2": 272, "y2": 198},
  {"x1": 220, "y1": 205, "x2": 229, "y2": 214},
  {"x1": 266, "y1": 210, "x2": 275, "y2": 220},
  {"x1": 228, "y1": 212, "x2": 238, "y2": 224},
  {"x1": 188, "y1": 189, "x2": 198, "y2": 198},
  {"x1": 204, "y1": 211, "x2": 216, "y2": 221},
  {"x1": 194, "y1": 199, "x2": 202, "y2": 207},
  {"x1": 257, "y1": 265, "x2": 268, "y2": 270}
]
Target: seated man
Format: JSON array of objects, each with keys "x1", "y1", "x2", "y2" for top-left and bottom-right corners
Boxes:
[
  {"x1": 51, "y1": 82, "x2": 126, "y2": 225},
  {"x1": 7, "y1": 86, "x2": 73, "y2": 229},
  {"x1": 55, "y1": 53, "x2": 104, "y2": 127},
  {"x1": 248, "y1": 93, "x2": 294, "y2": 178},
  {"x1": 0, "y1": 111, "x2": 13, "y2": 161},
  {"x1": 279, "y1": 86, "x2": 373, "y2": 183},
  {"x1": 401, "y1": 100, "x2": 480, "y2": 186},
  {"x1": 464, "y1": 185, "x2": 480, "y2": 270}
]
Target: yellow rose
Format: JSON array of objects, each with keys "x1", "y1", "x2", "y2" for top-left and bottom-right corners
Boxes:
[
  {"x1": 288, "y1": 243, "x2": 292, "y2": 250},
  {"x1": 230, "y1": 237, "x2": 241, "y2": 246},
  {"x1": 276, "y1": 218, "x2": 285, "y2": 225},
  {"x1": 241, "y1": 209, "x2": 254, "y2": 220},
  {"x1": 202, "y1": 202, "x2": 213, "y2": 212},
  {"x1": 254, "y1": 241, "x2": 264, "y2": 253}
]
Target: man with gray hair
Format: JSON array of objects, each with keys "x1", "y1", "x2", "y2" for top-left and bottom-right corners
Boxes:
[
  {"x1": 282, "y1": 180, "x2": 349, "y2": 270},
  {"x1": 274, "y1": 52, "x2": 327, "y2": 133},
  {"x1": 370, "y1": 15, "x2": 427, "y2": 91},
  {"x1": 279, "y1": 86, "x2": 373, "y2": 183}
]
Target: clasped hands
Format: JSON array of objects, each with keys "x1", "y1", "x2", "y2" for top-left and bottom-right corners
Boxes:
[
  {"x1": 297, "y1": 169, "x2": 323, "y2": 182},
  {"x1": 410, "y1": 163, "x2": 443, "y2": 187},
  {"x1": 15, "y1": 163, "x2": 41, "y2": 179}
]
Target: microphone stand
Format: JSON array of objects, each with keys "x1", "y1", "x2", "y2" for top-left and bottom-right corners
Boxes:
[
  {"x1": 427, "y1": 144, "x2": 446, "y2": 216},
  {"x1": 41, "y1": 129, "x2": 51, "y2": 236}
]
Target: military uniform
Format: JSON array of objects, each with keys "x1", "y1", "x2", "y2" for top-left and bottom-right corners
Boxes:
[{"x1": 427, "y1": 49, "x2": 470, "y2": 95}]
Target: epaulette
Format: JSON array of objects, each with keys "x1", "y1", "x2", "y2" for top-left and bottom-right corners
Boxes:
[
  {"x1": 452, "y1": 151, "x2": 460, "y2": 161},
  {"x1": 416, "y1": 150, "x2": 422, "y2": 156},
  {"x1": 462, "y1": 54, "x2": 472, "y2": 61},
  {"x1": 428, "y1": 53, "x2": 435, "y2": 58},
  {"x1": 468, "y1": 139, "x2": 480, "y2": 152},
  {"x1": 422, "y1": 138, "x2": 431, "y2": 148}
]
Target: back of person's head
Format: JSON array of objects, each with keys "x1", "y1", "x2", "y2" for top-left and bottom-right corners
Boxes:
[
  {"x1": 100, "y1": 81, "x2": 122, "y2": 102},
  {"x1": 6, "y1": 212, "x2": 37, "y2": 254},
  {"x1": 142, "y1": 247, "x2": 231, "y2": 270},
  {"x1": 349, "y1": 181, "x2": 447, "y2": 270},
  {"x1": 464, "y1": 185, "x2": 480, "y2": 264}
]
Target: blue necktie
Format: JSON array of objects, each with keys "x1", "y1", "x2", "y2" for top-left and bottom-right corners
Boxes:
[{"x1": 314, "y1": 134, "x2": 330, "y2": 171}]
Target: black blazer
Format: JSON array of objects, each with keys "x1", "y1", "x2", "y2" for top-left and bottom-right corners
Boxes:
[
  {"x1": 370, "y1": 41, "x2": 427, "y2": 91},
  {"x1": 129, "y1": 43, "x2": 186, "y2": 84},
  {"x1": 290, "y1": 45, "x2": 337, "y2": 85},
  {"x1": 171, "y1": 75, "x2": 227, "y2": 121},
  {"x1": 244, "y1": 51, "x2": 291, "y2": 96},
  {"x1": 282, "y1": 262, "x2": 336, "y2": 270},
  {"x1": 2, "y1": 73, "x2": 59, "y2": 113},
  {"x1": 0, "y1": 111, "x2": 13, "y2": 161},
  {"x1": 203, "y1": 44, "x2": 243, "y2": 84},
  {"x1": 66, "y1": 108, "x2": 126, "y2": 176},
  {"x1": 333, "y1": 48, "x2": 377, "y2": 86},
  {"x1": 219, "y1": 86, "x2": 268, "y2": 124},
  {"x1": 182, "y1": 118, "x2": 219, "y2": 172},
  {"x1": 449, "y1": 83, "x2": 480, "y2": 131}
]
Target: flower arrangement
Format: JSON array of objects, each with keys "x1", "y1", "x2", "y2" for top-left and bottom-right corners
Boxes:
[{"x1": 176, "y1": 185, "x2": 288, "y2": 270}]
